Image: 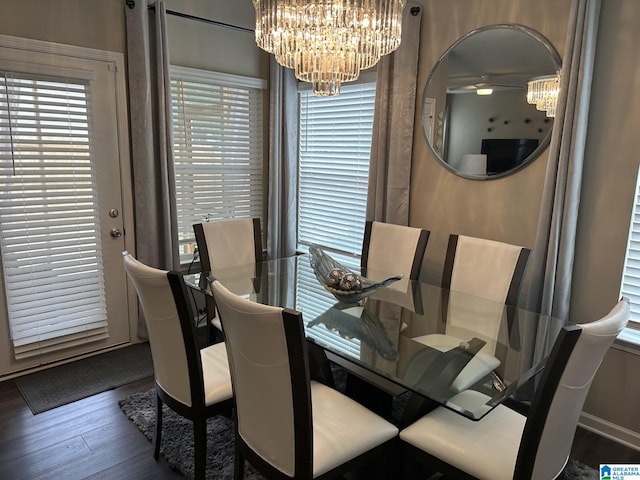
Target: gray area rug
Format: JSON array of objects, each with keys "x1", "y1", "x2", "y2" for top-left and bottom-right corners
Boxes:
[
  {"x1": 119, "y1": 388, "x2": 263, "y2": 480},
  {"x1": 119, "y1": 367, "x2": 598, "y2": 480},
  {"x1": 16, "y1": 343, "x2": 153, "y2": 414}
]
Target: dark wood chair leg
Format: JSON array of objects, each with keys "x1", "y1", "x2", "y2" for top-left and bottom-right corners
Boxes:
[
  {"x1": 194, "y1": 419, "x2": 207, "y2": 480},
  {"x1": 402, "y1": 443, "x2": 437, "y2": 480},
  {"x1": 234, "y1": 441, "x2": 245, "y2": 480},
  {"x1": 153, "y1": 392, "x2": 163, "y2": 459}
]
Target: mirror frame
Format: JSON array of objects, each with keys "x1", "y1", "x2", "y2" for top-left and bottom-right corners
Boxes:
[{"x1": 422, "y1": 24, "x2": 562, "y2": 180}]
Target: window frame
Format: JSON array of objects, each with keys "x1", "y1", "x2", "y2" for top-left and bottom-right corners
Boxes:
[{"x1": 169, "y1": 66, "x2": 267, "y2": 265}]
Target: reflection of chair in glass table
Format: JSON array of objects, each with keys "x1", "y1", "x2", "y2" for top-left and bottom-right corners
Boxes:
[{"x1": 413, "y1": 234, "x2": 531, "y2": 393}]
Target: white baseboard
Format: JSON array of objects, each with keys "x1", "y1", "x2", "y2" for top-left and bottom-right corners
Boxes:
[{"x1": 579, "y1": 412, "x2": 640, "y2": 452}]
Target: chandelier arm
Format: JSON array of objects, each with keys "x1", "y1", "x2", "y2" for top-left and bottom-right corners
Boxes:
[{"x1": 147, "y1": 5, "x2": 254, "y2": 34}]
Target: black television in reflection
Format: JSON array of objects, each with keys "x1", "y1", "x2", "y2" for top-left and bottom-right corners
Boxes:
[{"x1": 481, "y1": 138, "x2": 539, "y2": 175}]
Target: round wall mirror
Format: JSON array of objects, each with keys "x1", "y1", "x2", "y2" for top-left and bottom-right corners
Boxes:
[{"x1": 422, "y1": 24, "x2": 561, "y2": 179}]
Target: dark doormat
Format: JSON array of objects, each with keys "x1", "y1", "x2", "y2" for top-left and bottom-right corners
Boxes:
[{"x1": 15, "y1": 343, "x2": 153, "y2": 414}]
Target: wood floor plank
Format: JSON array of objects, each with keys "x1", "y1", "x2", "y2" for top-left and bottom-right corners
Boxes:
[
  {"x1": 0, "y1": 378, "x2": 22, "y2": 405},
  {"x1": 82, "y1": 452, "x2": 184, "y2": 480},
  {"x1": 2, "y1": 434, "x2": 91, "y2": 479},
  {"x1": 0, "y1": 399, "x2": 138, "y2": 463},
  {"x1": 29, "y1": 428, "x2": 155, "y2": 480}
]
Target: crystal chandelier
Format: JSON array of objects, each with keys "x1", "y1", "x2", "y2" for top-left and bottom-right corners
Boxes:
[
  {"x1": 527, "y1": 73, "x2": 560, "y2": 118},
  {"x1": 253, "y1": 0, "x2": 406, "y2": 96}
]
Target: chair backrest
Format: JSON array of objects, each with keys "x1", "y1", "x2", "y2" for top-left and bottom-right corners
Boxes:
[
  {"x1": 212, "y1": 279, "x2": 312, "y2": 478},
  {"x1": 439, "y1": 235, "x2": 530, "y2": 357},
  {"x1": 361, "y1": 220, "x2": 430, "y2": 282},
  {"x1": 193, "y1": 218, "x2": 263, "y2": 272},
  {"x1": 515, "y1": 299, "x2": 629, "y2": 480},
  {"x1": 443, "y1": 234, "x2": 531, "y2": 305},
  {"x1": 123, "y1": 253, "x2": 202, "y2": 408}
]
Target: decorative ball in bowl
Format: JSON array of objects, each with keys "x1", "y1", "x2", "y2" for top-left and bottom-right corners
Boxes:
[{"x1": 308, "y1": 245, "x2": 402, "y2": 304}]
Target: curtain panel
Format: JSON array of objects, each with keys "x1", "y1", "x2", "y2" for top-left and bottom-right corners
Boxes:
[
  {"x1": 124, "y1": 0, "x2": 178, "y2": 272},
  {"x1": 267, "y1": 58, "x2": 298, "y2": 260},
  {"x1": 512, "y1": 0, "x2": 602, "y2": 400},
  {"x1": 124, "y1": 0, "x2": 179, "y2": 337},
  {"x1": 525, "y1": 0, "x2": 601, "y2": 320},
  {"x1": 366, "y1": 3, "x2": 423, "y2": 226}
]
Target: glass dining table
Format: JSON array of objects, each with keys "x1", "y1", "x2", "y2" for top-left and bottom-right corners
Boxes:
[{"x1": 184, "y1": 253, "x2": 565, "y2": 422}]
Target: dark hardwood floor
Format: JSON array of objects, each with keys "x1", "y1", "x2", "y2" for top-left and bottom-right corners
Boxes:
[
  {"x1": 570, "y1": 425, "x2": 640, "y2": 469},
  {"x1": 0, "y1": 373, "x2": 638, "y2": 479},
  {"x1": 0, "y1": 375, "x2": 182, "y2": 480}
]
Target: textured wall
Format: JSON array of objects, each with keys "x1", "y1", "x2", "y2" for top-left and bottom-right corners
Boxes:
[{"x1": 0, "y1": 0, "x2": 124, "y2": 52}]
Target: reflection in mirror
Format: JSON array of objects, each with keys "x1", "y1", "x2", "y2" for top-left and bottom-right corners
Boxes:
[{"x1": 422, "y1": 24, "x2": 561, "y2": 179}]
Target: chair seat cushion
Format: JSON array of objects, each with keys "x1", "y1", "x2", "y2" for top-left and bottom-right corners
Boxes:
[
  {"x1": 413, "y1": 334, "x2": 501, "y2": 392},
  {"x1": 400, "y1": 390, "x2": 525, "y2": 480},
  {"x1": 200, "y1": 342, "x2": 233, "y2": 405},
  {"x1": 310, "y1": 381, "x2": 399, "y2": 477}
]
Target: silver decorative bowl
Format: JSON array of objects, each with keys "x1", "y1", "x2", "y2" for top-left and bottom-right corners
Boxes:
[{"x1": 309, "y1": 245, "x2": 402, "y2": 304}]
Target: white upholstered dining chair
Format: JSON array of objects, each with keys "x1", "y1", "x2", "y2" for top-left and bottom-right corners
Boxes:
[
  {"x1": 361, "y1": 220, "x2": 430, "y2": 283},
  {"x1": 193, "y1": 218, "x2": 263, "y2": 272},
  {"x1": 400, "y1": 299, "x2": 629, "y2": 480},
  {"x1": 329, "y1": 220, "x2": 430, "y2": 412},
  {"x1": 412, "y1": 234, "x2": 531, "y2": 393},
  {"x1": 193, "y1": 218, "x2": 263, "y2": 338},
  {"x1": 123, "y1": 252, "x2": 233, "y2": 480},
  {"x1": 211, "y1": 279, "x2": 399, "y2": 480}
]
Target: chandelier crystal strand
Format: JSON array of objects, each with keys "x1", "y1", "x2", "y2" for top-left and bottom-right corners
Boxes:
[
  {"x1": 253, "y1": 0, "x2": 405, "y2": 96},
  {"x1": 527, "y1": 73, "x2": 560, "y2": 118}
]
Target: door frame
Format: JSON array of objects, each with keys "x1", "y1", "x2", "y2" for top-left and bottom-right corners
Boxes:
[{"x1": 0, "y1": 34, "x2": 137, "y2": 379}]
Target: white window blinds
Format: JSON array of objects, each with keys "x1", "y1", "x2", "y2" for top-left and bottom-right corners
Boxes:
[
  {"x1": 170, "y1": 67, "x2": 265, "y2": 264},
  {"x1": 620, "y1": 172, "x2": 640, "y2": 327},
  {"x1": 0, "y1": 72, "x2": 108, "y2": 359},
  {"x1": 295, "y1": 258, "x2": 361, "y2": 357},
  {"x1": 297, "y1": 81, "x2": 376, "y2": 256}
]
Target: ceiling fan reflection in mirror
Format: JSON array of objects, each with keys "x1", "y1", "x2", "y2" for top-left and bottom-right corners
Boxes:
[{"x1": 448, "y1": 74, "x2": 523, "y2": 95}]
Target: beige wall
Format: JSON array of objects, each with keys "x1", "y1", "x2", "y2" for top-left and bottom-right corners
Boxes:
[
  {"x1": 164, "y1": 0, "x2": 268, "y2": 78},
  {"x1": 0, "y1": 0, "x2": 124, "y2": 53}
]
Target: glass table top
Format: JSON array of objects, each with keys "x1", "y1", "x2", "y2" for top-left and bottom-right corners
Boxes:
[{"x1": 184, "y1": 254, "x2": 565, "y2": 420}]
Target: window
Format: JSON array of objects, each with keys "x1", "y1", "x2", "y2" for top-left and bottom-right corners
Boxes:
[
  {"x1": 296, "y1": 80, "x2": 376, "y2": 258},
  {"x1": 0, "y1": 71, "x2": 108, "y2": 359},
  {"x1": 620, "y1": 170, "x2": 640, "y2": 340},
  {"x1": 170, "y1": 67, "x2": 266, "y2": 264},
  {"x1": 295, "y1": 79, "x2": 377, "y2": 357}
]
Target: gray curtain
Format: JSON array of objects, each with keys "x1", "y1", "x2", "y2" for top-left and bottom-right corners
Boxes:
[
  {"x1": 266, "y1": 57, "x2": 298, "y2": 260},
  {"x1": 525, "y1": 0, "x2": 601, "y2": 320},
  {"x1": 366, "y1": 3, "x2": 423, "y2": 225},
  {"x1": 512, "y1": 0, "x2": 602, "y2": 399},
  {"x1": 124, "y1": 0, "x2": 178, "y2": 270},
  {"x1": 125, "y1": 0, "x2": 179, "y2": 336}
]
